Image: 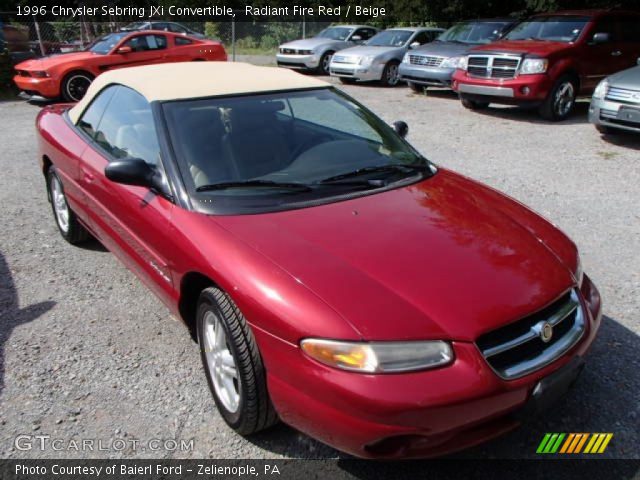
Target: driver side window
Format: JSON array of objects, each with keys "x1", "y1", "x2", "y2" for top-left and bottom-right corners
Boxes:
[{"x1": 124, "y1": 34, "x2": 167, "y2": 52}]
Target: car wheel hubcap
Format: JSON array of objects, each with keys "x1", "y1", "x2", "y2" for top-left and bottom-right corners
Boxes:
[
  {"x1": 66, "y1": 75, "x2": 92, "y2": 102},
  {"x1": 323, "y1": 54, "x2": 332, "y2": 72},
  {"x1": 387, "y1": 64, "x2": 399, "y2": 85},
  {"x1": 554, "y1": 82, "x2": 574, "y2": 117},
  {"x1": 203, "y1": 311, "x2": 240, "y2": 413},
  {"x1": 50, "y1": 175, "x2": 69, "y2": 233}
]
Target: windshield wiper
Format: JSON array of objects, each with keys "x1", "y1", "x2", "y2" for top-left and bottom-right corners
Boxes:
[
  {"x1": 318, "y1": 164, "x2": 430, "y2": 184},
  {"x1": 196, "y1": 180, "x2": 312, "y2": 192}
]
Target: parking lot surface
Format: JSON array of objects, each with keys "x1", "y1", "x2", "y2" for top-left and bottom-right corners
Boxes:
[{"x1": 0, "y1": 76, "x2": 639, "y2": 460}]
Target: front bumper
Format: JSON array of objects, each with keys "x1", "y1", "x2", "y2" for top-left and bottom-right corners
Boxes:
[
  {"x1": 329, "y1": 61, "x2": 385, "y2": 82},
  {"x1": 276, "y1": 53, "x2": 320, "y2": 70},
  {"x1": 13, "y1": 73, "x2": 59, "y2": 99},
  {"x1": 452, "y1": 70, "x2": 553, "y2": 106},
  {"x1": 589, "y1": 97, "x2": 640, "y2": 133},
  {"x1": 255, "y1": 275, "x2": 602, "y2": 459},
  {"x1": 398, "y1": 64, "x2": 455, "y2": 88}
]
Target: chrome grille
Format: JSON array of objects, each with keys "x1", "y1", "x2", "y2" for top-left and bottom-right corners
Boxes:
[
  {"x1": 467, "y1": 55, "x2": 521, "y2": 79},
  {"x1": 409, "y1": 55, "x2": 444, "y2": 67},
  {"x1": 605, "y1": 86, "x2": 640, "y2": 104},
  {"x1": 332, "y1": 55, "x2": 356, "y2": 64},
  {"x1": 476, "y1": 290, "x2": 585, "y2": 380}
]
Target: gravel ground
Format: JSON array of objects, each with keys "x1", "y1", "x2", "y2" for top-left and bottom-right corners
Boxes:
[{"x1": 0, "y1": 69, "x2": 639, "y2": 464}]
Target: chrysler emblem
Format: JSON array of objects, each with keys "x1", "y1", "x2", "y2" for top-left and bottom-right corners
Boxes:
[{"x1": 540, "y1": 322, "x2": 553, "y2": 343}]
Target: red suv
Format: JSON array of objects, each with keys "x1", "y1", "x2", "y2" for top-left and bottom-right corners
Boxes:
[{"x1": 452, "y1": 10, "x2": 640, "y2": 120}]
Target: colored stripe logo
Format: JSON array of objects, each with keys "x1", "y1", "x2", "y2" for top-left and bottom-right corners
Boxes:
[{"x1": 537, "y1": 433, "x2": 613, "y2": 454}]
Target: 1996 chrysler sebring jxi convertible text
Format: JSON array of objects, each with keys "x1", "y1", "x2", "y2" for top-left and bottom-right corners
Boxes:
[{"x1": 37, "y1": 63, "x2": 601, "y2": 459}]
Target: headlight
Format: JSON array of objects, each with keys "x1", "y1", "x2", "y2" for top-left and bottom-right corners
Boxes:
[
  {"x1": 520, "y1": 58, "x2": 548, "y2": 75},
  {"x1": 441, "y1": 56, "x2": 466, "y2": 69},
  {"x1": 402, "y1": 53, "x2": 410, "y2": 64},
  {"x1": 31, "y1": 71, "x2": 49, "y2": 78},
  {"x1": 300, "y1": 339, "x2": 453, "y2": 373},
  {"x1": 593, "y1": 79, "x2": 609, "y2": 100},
  {"x1": 358, "y1": 55, "x2": 375, "y2": 67}
]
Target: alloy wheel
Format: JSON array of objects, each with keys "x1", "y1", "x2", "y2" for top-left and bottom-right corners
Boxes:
[
  {"x1": 65, "y1": 74, "x2": 92, "y2": 102},
  {"x1": 322, "y1": 54, "x2": 333, "y2": 74},
  {"x1": 387, "y1": 63, "x2": 399, "y2": 86},
  {"x1": 554, "y1": 81, "x2": 575, "y2": 118},
  {"x1": 50, "y1": 175, "x2": 70, "y2": 233}
]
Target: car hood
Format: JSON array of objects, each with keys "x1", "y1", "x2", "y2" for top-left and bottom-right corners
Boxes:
[
  {"x1": 16, "y1": 51, "x2": 97, "y2": 70},
  {"x1": 280, "y1": 38, "x2": 341, "y2": 49},
  {"x1": 337, "y1": 45, "x2": 402, "y2": 58},
  {"x1": 213, "y1": 170, "x2": 576, "y2": 342},
  {"x1": 470, "y1": 39, "x2": 574, "y2": 57},
  {"x1": 608, "y1": 65, "x2": 640, "y2": 90},
  {"x1": 410, "y1": 41, "x2": 477, "y2": 58}
]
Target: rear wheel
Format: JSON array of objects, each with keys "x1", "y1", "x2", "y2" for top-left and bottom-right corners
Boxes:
[
  {"x1": 461, "y1": 96, "x2": 489, "y2": 110},
  {"x1": 539, "y1": 75, "x2": 577, "y2": 121},
  {"x1": 61, "y1": 71, "x2": 94, "y2": 102},
  {"x1": 380, "y1": 61, "x2": 400, "y2": 87},
  {"x1": 197, "y1": 287, "x2": 278, "y2": 435},
  {"x1": 47, "y1": 167, "x2": 90, "y2": 244},
  {"x1": 408, "y1": 82, "x2": 424, "y2": 93}
]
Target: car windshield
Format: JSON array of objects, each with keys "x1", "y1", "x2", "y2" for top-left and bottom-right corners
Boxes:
[
  {"x1": 163, "y1": 88, "x2": 433, "y2": 214},
  {"x1": 85, "y1": 32, "x2": 128, "y2": 54},
  {"x1": 366, "y1": 30, "x2": 414, "y2": 47},
  {"x1": 505, "y1": 16, "x2": 589, "y2": 42},
  {"x1": 438, "y1": 21, "x2": 511, "y2": 44},
  {"x1": 316, "y1": 27, "x2": 354, "y2": 41}
]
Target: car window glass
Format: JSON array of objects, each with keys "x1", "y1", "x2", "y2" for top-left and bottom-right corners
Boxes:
[
  {"x1": 175, "y1": 37, "x2": 193, "y2": 46},
  {"x1": 92, "y1": 86, "x2": 161, "y2": 165},
  {"x1": 169, "y1": 23, "x2": 188, "y2": 33},
  {"x1": 616, "y1": 16, "x2": 640, "y2": 42},
  {"x1": 77, "y1": 86, "x2": 117, "y2": 138},
  {"x1": 124, "y1": 34, "x2": 167, "y2": 52},
  {"x1": 413, "y1": 31, "x2": 433, "y2": 45},
  {"x1": 355, "y1": 28, "x2": 376, "y2": 40}
]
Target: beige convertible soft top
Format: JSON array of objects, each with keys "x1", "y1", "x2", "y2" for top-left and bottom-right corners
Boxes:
[{"x1": 68, "y1": 62, "x2": 329, "y2": 123}]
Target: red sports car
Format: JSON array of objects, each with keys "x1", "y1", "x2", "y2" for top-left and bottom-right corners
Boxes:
[
  {"x1": 36, "y1": 62, "x2": 601, "y2": 459},
  {"x1": 14, "y1": 30, "x2": 226, "y2": 102}
]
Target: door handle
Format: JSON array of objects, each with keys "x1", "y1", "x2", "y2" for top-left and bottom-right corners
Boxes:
[
  {"x1": 83, "y1": 170, "x2": 95, "y2": 183},
  {"x1": 611, "y1": 50, "x2": 622, "y2": 56}
]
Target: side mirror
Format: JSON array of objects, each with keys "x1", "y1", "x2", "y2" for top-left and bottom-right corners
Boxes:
[
  {"x1": 409, "y1": 42, "x2": 420, "y2": 49},
  {"x1": 116, "y1": 46, "x2": 133, "y2": 54},
  {"x1": 637, "y1": 57, "x2": 640, "y2": 65},
  {"x1": 351, "y1": 35, "x2": 362, "y2": 42},
  {"x1": 105, "y1": 157, "x2": 160, "y2": 189},
  {"x1": 393, "y1": 120, "x2": 409, "y2": 138},
  {"x1": 591, "y1": 32, "x2": 610, "y2": 45}
]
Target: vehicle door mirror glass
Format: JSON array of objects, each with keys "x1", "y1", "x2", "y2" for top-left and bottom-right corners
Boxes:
[
  {"x1": 393, "y1": 120, "x2": 409, "y2": 138},
  {"x1": 105, "y1": 157, "x2": 160, "y2": 189},
  {"x1": 591, "y1": 32, "x2": 610, "y2": 44},
  {"x1": 409, "y1": 41, "x2": 420, "y2": 49},
  {"x1": 116, "y1": 46, "x2": 132, "y2": 54}
]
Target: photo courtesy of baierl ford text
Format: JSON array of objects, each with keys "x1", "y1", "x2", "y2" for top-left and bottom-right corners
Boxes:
[{"x1": 0, "y1": 0, "x2": 639, "y2": 479}]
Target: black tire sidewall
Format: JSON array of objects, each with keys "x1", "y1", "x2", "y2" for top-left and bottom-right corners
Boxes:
[
  {"x1": 319, "y1": 51, "x2": 333, "y2": 75},
  {"x1": 541, "y1": 75, "x2": 577, "y2": 121},
  {"x1": 381, "y1": 61, "x2": 400, "y2": 87},
  {"x1": 61, "y1": 71, "x2": 93, "y2": 102}
]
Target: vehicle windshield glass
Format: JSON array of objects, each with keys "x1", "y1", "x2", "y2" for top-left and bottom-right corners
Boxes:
[
  {"x1": 366, "y1": 30, "x2": 413, "y2": 47},
  {"x1": 438, "y1": 21, "x2": 510, "y2": 44},
  {"x1": 505, "y1": 16, "x2": 589, "y2": 42},
  {"x1": 86, "y1": 32, "x2": 128, "y2": 54},
  {"x1": 163, "y1": 88, "x2": 432, "y2": 214},
  {"x1": 316, "y1": 27, "x2": 354, "y2": 41}
]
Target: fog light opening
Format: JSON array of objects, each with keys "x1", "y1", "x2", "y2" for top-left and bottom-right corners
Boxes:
[
  {"x1": 521, "y1": 86, "x2": 531, "y2": 95},
  {"x1": 364, "y1": 434, "x2": 429, "y2": 457}
]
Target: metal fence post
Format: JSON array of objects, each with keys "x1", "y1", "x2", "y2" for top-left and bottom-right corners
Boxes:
[
  {"x1": 32, "y1": 16, "x2": 45, "y2": 56},
  {"x1": 302, "y1": 16, "x2": 306, "y2": 39},
  {"x1": 231, "y1": 17, "x2": 236, "y2": 61}
]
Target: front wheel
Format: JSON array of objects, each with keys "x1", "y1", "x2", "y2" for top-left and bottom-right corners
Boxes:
[
  {"x1": 539, "y1": 75, "x2": 577, "y2": 121},
  {"x1": 461, "y1": 97, "x2": 489, "y2": 110},
  {"x1": 317, "y1": 51, "x2": 334, "y2": 75},
  {"x1": 380, "y1": 61, "x2": 400, "y2": 87},
  {"x1": 197, "y1": 287, "x2": 278, "y2": 435},
  {"x1": 61, "y1": 71, "x2": 94, "y2": 102},
  {"x1": 47, "y1": 167, "x2": 90, "y2": 244}
]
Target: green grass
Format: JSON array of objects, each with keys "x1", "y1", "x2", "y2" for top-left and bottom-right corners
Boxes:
[{"x1": 231, "y1": 47, "x2": 277, "y2": 56}]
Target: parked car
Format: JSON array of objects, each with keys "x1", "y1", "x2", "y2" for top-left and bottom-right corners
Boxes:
[
  {"x1": 120, "y1": 21, "x2": 206, "y2": 39},
  {"x1": 329, "y1": 27, "x2": 444, "y2": 86},
  {"x1": 276, "y1": 25, "x2": 378, "y2": 74},
  {"x1": 589, "y1": 59, "x2": 640, "y2": 134},
  {"x1": 1, "y1": 23, "x2": 36, "y2": 63},
  {"x1": 36, "y1": 61, "x2": 601, "y2": 459},
  {"x1": 13, "y1": 30, "x2": 226, "y2": 101},
  {"x1": 452, "y1": 10, "x2": 640, "y2": 120},
  {"x1": 398, "y1": 19, "x2": 517, "y2": 92}
]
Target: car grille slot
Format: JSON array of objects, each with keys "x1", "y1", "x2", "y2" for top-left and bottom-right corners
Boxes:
[
  {"x1": 606, "y1": 86, "x2": 640, "y2": 105},
  {"x1": 476, "y1": 290, "x2": 585, "y2": 380},
  {"x1": 332, "y1": 55, "x2": 355, "y2": 64},
  {"x1": 467, "y1": 55, "x2": 520, "y2": 79},
  {"x1": 409, "y1": 55, "x2": 444, "y2": 67}
]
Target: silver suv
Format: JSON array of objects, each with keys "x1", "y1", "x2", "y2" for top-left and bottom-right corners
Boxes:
[{"x1": 590, "y1": 60, "x2": 640, "y2": 134}]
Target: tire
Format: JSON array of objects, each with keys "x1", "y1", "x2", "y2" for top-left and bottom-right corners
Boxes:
[
  {"x1": 339, "y1": 77, "x2": 356, "y2": 85},
  {"x1": 596, "y1": 124, "x2": 617, "y2": 135},
  {"x1": 317, "y1": 51, "x2": 334, "y2": 75},
  {"x1": 380, "y1": 61, "x2": 400, "y2": 87},
  {"x1": 61, "y1": 71, "x2": 94, "y2": 102},
  {"x1": 408, "y1": 82, "x2": 424, "y2": 93},
  {"x1": 539, "y1": 75, "x2": 577, "y2": 121},
  {"x1": 197, "y1": 287, "x2": 278, "y2": 435},
  {"x1": 47, "y1": 167, "x2": 90, "y2": 244},
  {"x1": 461, "y1": 97, "x2": 489, "y2": 110}
]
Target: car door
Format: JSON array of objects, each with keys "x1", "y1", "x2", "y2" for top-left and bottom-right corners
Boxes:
[
  {"x1": 581, "y1": 15, "x2": 627, "y2": 91},
  {"x1": 614, "y1": 14, "x2": 640, "y2": 70},
  {"x1": 106, "y1": 33, "x2": 168, "y2": 70},
  {"x1": 75, "y1": 85, "x2": 177, "y2": 305}
]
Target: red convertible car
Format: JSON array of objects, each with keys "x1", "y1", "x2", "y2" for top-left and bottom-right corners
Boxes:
[
  {"x1": 14, "y1": 30, "x2": 226, "y2": 102},
  {"x1": 36, "y1": 62, "x2": 601, "y2": 458}
]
